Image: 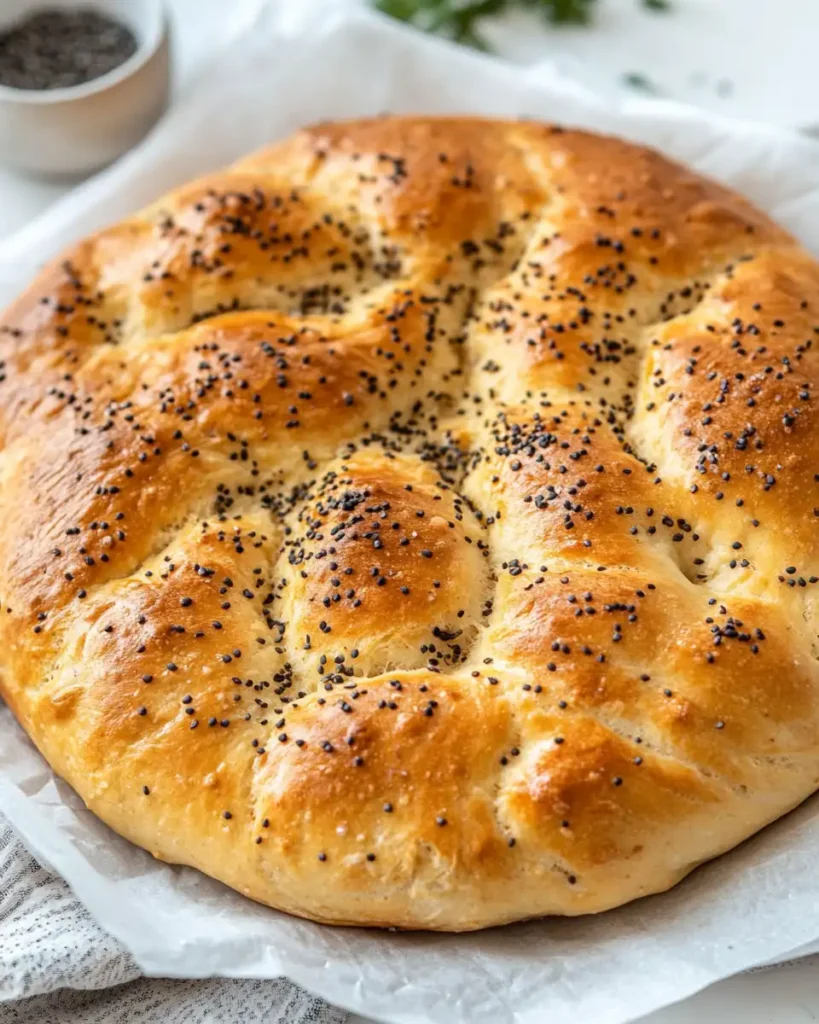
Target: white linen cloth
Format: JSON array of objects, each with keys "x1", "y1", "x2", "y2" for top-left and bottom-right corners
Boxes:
[{"x1": 0, "y1": 814, "x2": 345, "y2": 1024}]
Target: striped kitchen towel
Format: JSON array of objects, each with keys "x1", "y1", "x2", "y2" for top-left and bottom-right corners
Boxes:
[{"x1": 0, "y1": 813, "x2": 347, "y2": 1024}]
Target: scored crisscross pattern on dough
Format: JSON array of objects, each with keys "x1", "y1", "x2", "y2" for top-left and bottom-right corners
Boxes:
[{"x1": 2, "y1": 118, "x2": 819, "y2": 931}]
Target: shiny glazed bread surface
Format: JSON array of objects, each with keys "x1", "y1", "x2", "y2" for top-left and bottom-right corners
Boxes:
[{"x1": 2, "y1": 117, "x2": 819, "y2": 930}]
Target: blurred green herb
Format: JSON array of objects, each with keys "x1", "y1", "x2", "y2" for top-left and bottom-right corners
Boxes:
[
  {"x1": 622, "y1": 71, "x2": 659, "y2": 92},
  {"x1": 374, "y1": 0, "x2": 596, "y2": 49},
  {"x1": 375, "y1": 0, "x2": 671, "y2": 49}
]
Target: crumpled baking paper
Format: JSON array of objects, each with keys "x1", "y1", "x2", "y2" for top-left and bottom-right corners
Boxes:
[{"x1": 3, "y1": 4, "x2": 819, "y2": 1022}]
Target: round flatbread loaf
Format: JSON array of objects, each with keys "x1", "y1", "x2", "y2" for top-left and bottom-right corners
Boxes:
[{"x1": 2, "y1": 117, "x2": 818, "y2": 930}]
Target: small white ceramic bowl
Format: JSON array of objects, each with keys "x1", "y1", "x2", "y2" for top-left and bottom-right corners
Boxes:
[{"x1": 0, "y1": 0, "x2": 170, "y2": 178}]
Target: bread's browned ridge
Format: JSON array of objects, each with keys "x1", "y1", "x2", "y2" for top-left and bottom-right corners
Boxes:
[{"x1": 2, "y1": 117, "x2": 819, "y2": 930}]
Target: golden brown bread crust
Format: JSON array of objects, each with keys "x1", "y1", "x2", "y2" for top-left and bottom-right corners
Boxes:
[{"x1": 2, "y1": 116, "x2": 819, "y2": 930}]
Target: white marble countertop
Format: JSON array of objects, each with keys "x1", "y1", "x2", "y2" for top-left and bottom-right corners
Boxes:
[{"x1": 3, "y1": 0, "x2": 819, "y2": 1020}]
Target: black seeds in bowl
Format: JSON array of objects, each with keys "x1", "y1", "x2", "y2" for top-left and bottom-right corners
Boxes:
[{"x1": 0, "y1": 8, "x2": 139, "y2": 91}]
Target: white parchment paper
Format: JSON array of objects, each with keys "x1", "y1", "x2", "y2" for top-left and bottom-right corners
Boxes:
[{"x1": 3, "y1": 4, "x2": 819, "y2": 1022}]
